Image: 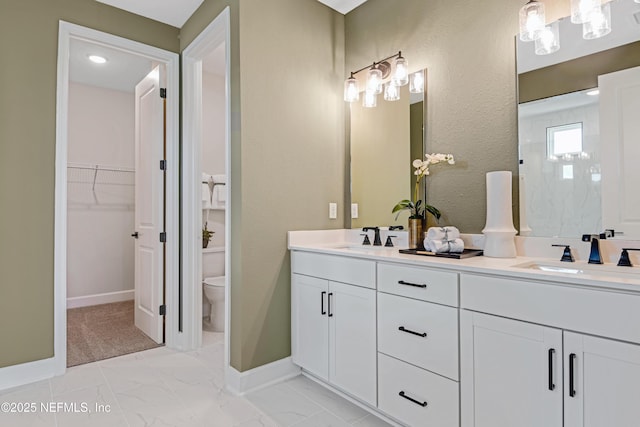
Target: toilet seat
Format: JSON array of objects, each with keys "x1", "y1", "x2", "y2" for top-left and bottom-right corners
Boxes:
[{"x1": 203, "y1": 276, "x2": 225, "y2": 287}]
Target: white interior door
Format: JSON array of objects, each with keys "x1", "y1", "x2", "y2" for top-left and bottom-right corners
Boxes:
[
  {"x1": 600, "y1": 66, "x2": 640, "y2": 237},
  {"x1": 134, "y1": 65, "x2": 165, "y2": 343}
]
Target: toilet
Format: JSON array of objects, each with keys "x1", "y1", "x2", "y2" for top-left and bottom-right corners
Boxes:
[{"x1": 202, "y1": 246, "x2": 225, "y2": 332}]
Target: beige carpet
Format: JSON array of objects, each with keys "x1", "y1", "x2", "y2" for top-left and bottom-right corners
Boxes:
[{"x1": 67, "y1": 300, "x2": 163, "y2": 367}]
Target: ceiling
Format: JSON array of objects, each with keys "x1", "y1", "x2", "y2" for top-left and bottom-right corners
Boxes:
[
  {"x1": 70, "y1": 38, "x2": 153, "y2": 93},
  {"x1": 95, "y1": 0, "x2": 204, "y2": 27},
  {"x1": 95, "y1": 0, "x2": 366, "y2": 28},
  {"x1": 316, "y1": 0, "x2": 368, "y2": 14}
]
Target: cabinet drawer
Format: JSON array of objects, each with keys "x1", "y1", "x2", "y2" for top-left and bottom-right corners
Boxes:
[
  {"x1": 378, "y1": 292, "x2": 459, "y2": 380},
  {"x1": 461, "y1": 273, "x2": 640, "y2": 345},
  {"x1": 292, "y1": 251, "x2": 375, "y2": 289},
  {"x1": 378, "y1": 353, "x2": 459, "y2": 427},
  {"x1": 378, "y1": 262, "x2": 458, "y2": 306}
]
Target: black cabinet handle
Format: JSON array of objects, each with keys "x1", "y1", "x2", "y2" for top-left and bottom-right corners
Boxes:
[
  {"x1": 548, "y1": 348, "x2": 556, "y2": 391},
  {"x1": 321, "y1": 291, "x2": 326, "y2": 315},
  {"x1": 569, "y1": 353, "x2": 577, "y2": 397},
  {"x1": 399, "y1": 326, "x2": 427, "y2": 338},
  {"x1": 328, "y1": 293, "x2": 333, "y2": 317},
  {"x1": 131, "y1": 232, "x2": 139, "y2": 238},
  {"x1": 398, "y1": 280, "x2": 427, "y2": 289},
  {"x1": 399, "y1": 391, "x2": 427, "y2": 407}
]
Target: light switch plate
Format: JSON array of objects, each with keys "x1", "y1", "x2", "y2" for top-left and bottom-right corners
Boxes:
[
  {"x1": 351, "y1": 203, "x2": 358, "y2": 219},
  {"x1": 329, "y1": 202, "x2": 338, "y2": 219}
]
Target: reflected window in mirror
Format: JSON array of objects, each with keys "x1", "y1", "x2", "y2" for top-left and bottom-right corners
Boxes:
[{"x1": 517, "y1": 0, "x2": 640, "y2": 239}]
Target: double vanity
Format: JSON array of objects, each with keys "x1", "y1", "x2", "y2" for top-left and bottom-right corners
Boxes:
[{"x1": 289, "y1": 229, "x2": 640, "y2": 427}]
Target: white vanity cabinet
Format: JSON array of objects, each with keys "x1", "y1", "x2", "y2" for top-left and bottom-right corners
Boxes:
[
  {"x1": 564, "y1": 332, "x2": 640, "y2": 427},
  {"x1": 376, "y1": 262, "x2": 460, "y2": 426},
  {"x1": 460, "y1": 273, "x2": 640, "y2": 427},
  {"x1": 460, "y1": 311, "x2": 563, "y2": 427},
  {"x1": 291, "y1": 252, "x2": 377, "y2": 406}
]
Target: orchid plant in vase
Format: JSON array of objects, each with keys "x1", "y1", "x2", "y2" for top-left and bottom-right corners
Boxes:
[{"x1": 392, "y1": 153, "x2": 455, "y2": 222}]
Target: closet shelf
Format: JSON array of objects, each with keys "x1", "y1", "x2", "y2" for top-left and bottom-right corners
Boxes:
[{"x1": 67, "y1": 163, "x2": 135, "y2": 190}]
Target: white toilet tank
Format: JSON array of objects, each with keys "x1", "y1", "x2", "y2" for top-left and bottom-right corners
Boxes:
[{"x1": 203, "y1": 246, "x2": 225, "y2": 278}]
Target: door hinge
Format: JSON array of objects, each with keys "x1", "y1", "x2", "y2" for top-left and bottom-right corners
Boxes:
[
  {"x1": 160, "y1": 160, "x2": 167, "y2": 170},
  {"x1": 159, "y1": 304, "x2": 166, "y2": 316},
  {"x1": 160, "y1": 88, "x2": 167, "y2": 99},
  {"x1": 159, "y1": 232, "x2": 167, "y2": 243}
]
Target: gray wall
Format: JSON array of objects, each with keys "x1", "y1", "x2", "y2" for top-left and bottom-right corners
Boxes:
[
  {"x1": 0, "y1": 0, "x2": 178, "y2": 369},
  {"x1": 346, "y1": 0, "x2": 524, "y2": 232},
  {"x1": 182, "y1": 0, "x2": 345, "y2": 371}
]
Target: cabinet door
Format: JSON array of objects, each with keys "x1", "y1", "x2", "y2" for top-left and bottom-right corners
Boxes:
[
  {"x1": 461, "y1": 311, "x2": 562, "y2": 427},
  {"x1": 565, "y1": 332, "x2": 640, "y2": 427},
  {"x1": 328, "y1": 281, "x2": 377, "y2": 406},
  {"x1": 291, "y1": 274, "x2": 329, "y2": 381}
]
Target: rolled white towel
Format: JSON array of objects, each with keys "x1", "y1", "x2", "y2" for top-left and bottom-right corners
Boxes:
[
  {"x1": 426, "y1": 226, "x2": 460, "y2": 241},
  {"x1": 424, "y1": 238, "x2": 465, "y2": 254}
]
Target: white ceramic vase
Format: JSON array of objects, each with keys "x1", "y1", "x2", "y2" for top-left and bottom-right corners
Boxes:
[{"x1": 482, "y1": 171, "x2": 517, "y2": 258}]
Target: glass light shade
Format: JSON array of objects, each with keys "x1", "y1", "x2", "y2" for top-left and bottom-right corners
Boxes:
[
  {"x1": 384, "y1": 82, "x2": 400, "y2": 101},
  {"x1": 535, "y1": 22, "x2": 560, "y2": 55},
  {"x1": 519, "y1": 0, "x2": 546, "y2": 42},
  {"x1": 571, "y1": 0, "x2": 600, "y2": 24},
  {"x1": 367, "y1": 67, "x2": 383, "y2": 95},
  {"x1": 363, "y1": 90, "x2": 377, "y2": 108},
  {"x1": 409, "y1": 71, "x2": 424, "y2": 94},
  {"x1": 583, "y1": 3, "x2": 611, "y2": 40},
  {"x1": 392, "y1": 56, "x2": 409, "y2": 86},
  {"x1": 344, "y1": 76, "x2": 359, "y2": 103}
]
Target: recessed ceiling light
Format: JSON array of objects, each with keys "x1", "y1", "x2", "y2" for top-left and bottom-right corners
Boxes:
[
  {"x1": 88, "y1": 55, "x2": 107, "y2": 64},
  {"x1": 586, "y1": 89, "x2": 599, "y2": 96}
]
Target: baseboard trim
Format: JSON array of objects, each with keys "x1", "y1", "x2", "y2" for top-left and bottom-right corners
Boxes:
[
  {"x1": 225, "y1": 357, "x2": 301, "y2": 396},
  {"x1": 67, "y1": 290, "x2": 134, "y2": 309},
  {"x1": 0, "y1": 357, "x2": 61, "y2": 391}
]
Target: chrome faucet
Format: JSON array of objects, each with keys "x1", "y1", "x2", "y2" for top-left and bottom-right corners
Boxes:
[{"x1": 551, "y1": 244, "x2": 574, "y2": 262}]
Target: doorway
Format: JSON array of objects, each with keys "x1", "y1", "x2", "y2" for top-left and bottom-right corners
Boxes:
[
  {"x1": 54, "y1": 22, "x2": 180, "y2": 373},
  {"x1": 181, "y1": 8, "x2": 231, "y2": 368}
]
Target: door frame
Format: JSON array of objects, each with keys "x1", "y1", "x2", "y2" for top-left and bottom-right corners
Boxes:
[
  {"x1": 181, "y1": 8, "x2": 231, "y2": 361},
  {"x1": 54, "y1": 21, "x2": 180, "y2": 375}
]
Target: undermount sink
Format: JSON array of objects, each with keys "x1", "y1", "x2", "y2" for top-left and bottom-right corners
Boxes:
[{"x1": 513, "y1": 261, "x2": 640, "y2": 279}]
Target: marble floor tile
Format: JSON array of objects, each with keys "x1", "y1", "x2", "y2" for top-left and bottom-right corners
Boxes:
[
  {"x1": 245, "y1": 382, "x2": 323, "y2": 427},
  {"x1": 290, "y1": 410, "x2": 352, "y2": 427},
  {"x1": 284, "y1": 376, "x2": 369, "y2": 424},
  {"x1": 0, "y1": 331, "x2": 402, "y2": 427}
]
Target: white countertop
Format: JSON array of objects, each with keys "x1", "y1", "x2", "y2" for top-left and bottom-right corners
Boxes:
[{"x1": 288, "y1": 230, "x2": 640, "y2": 293}]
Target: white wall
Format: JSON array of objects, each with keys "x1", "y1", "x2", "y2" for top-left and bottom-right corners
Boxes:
[
  {"x1": 67, "y1": 82, "x2": 135, "y2": 302},
  {"x1": 201, "y1": 70, "x2": 226, "y2": 247}
]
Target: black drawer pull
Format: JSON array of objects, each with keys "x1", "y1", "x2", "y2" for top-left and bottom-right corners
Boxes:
[
  {"x1": 569, "y1": 353, "x2": 577, "y2": 397},
  {"x1": 321, "y1": 291, "x2": 326, "y2": 315},
  {"x1": 399, "y1": 326, "x2": 427, "y2": 338},
  {"x1": 399, "y1": 391, "x2": 427, "y2": 407},
  {"x1": 398, "y1": 280, "x2": 427, "y2": 288},
  {"x1": 328, "y1": 293, "x2": 333, "y2": 317},
  {"x1": 548, "y1": 348, "x2": 555, "y2": 391}
]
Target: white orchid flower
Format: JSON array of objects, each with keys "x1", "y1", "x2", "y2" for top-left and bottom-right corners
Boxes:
[{"x1": 412, "y1": 159, "x2": 423, "y2": 168}]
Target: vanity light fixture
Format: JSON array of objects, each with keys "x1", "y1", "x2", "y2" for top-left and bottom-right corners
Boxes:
[
  {"x1": 363, "y1": 89, "x2": 377, "y2": 108},
  {"x1": 583, "y1": 2, "x2": 611, "y2": 39},
  {"x1": 535, "y1": 21, "x2": 560, "y2": 55},
  {"x1": 570, "y1": 0, "x2": 601, "y2": 24},
  {"x1": 88, "y1": 54, "x2": 107, "y2": 64},
  {"x1": 367, "y1": 63, "x2": 384, "y2": 94},
  {"x1": 344, "y1": 73, "x2": 360, "y2": 103},
  {"x1": 344, "y1": 51, "x2": 410, "y2": 105},
  {"x1": 384, "y1": 82, "x2": 400, "y2": 101},
  {"x1": 392, "y1": 52, "x2": 409, "y2": 86},
  {"x1": 519, "y1": 0, "x2": 546, "y2": 42},
  {"x1": 409, "y1": 70, "x2": 424, "y2": 94}
]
